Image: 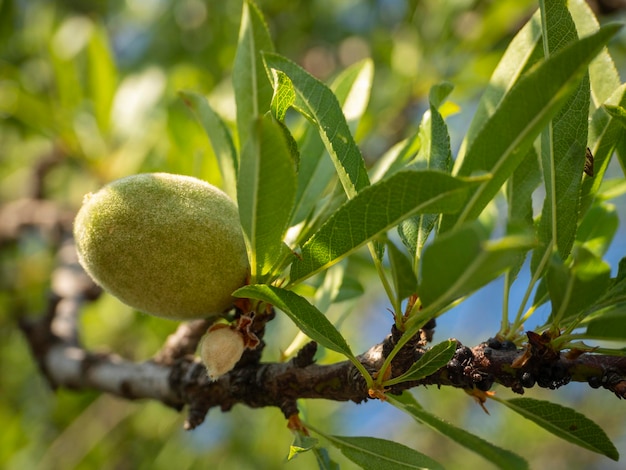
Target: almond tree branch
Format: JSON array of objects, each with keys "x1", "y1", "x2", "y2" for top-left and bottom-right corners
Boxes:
[{"x1": 7, "y1": 198, "x2": 626, "y2": 431}]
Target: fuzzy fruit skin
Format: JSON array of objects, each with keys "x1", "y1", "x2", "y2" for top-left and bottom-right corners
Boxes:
[
  {"x1": 73, "y1": 173, "x2": 249, "y2": 320},
  {"x1": 200, "y1": 326, "x2": 245, "y2": 380}
]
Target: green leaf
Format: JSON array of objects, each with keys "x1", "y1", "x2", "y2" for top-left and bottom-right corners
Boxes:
[
  {"x1": 320, "y1": 434, "x2": 443, "y2": 470},
  {"x1": 332, "y1": 58, "x2": 374, "y2": 134},
  {"x1": 264, "y1": 52, "x2": 370, "y2": 199},
  {"x1": 388, "y1": 392, "x2": 528, "y2": 470},
  {"x1": 384, "y1": 340, "x2": 456, "y2": 386},
  {"x1": 496, "y1": 397, "x2": 619, "y2": 461},
  {"x1": 582, "y1": 258, "x2": 626, "y2": 338},
  {"x1": 290, "y1": 170, "x2": 482, "y2": 284},
  {"x1": 387, "y1": 240, "x2": 418, "y2": 302},
  {"x1": 86, "y1": 22, "x2": 117, "y2": 134},
  {"x1": 288, "y1": 435, "x2": 319, "y2": 461},
  {"x1": 291, "y1": 59, "x2": 374, "y2": 227},
  {"x1": 269, "y1": 71, "x2": 295, "y2": 122},
  {"x1": 420, "y1": 223, "x2": 535, "y2": 312},
  {"x1": 546, "y1": 246, "x2": 611, "y2": 325},
  {"x1": 581, "y1": 85, "x2": 626, "y2": 214},
  {"x1": 458, "y1": 9, "x2": 543, "y2": 161},
  {"x1": 576, "y1": 202, "x2": 618, "y2": 257},
  {"x1": 233, "y1": 285, "x2": 355, "y2": 359},
  {"x1": 237, "y1": 115, "x2": 296, "y2": 281},
  {"x1": 233, "y1": 0, "x2": 275, "y2": 148},
  {"x1": 441, "y1": 23, "x2": 622, "y2": 232},
  {"x1": 569, "y1": 0, "x2": 621, "y2": 107},
  {"x1": 604, "y1": 104, "x2": 626, "y2": 129},
  {"x1": 536, "y1": 0, "x2": 590, "y2": 263},
  {"x1": 179, "y1": 91, "x2": 238, "y2": 200},
  {"x1": 505, "y1": 147, "x2": 541, "y2": 288},
  {"x1": 398, "y1": 83, "x2": 453, "y2": 258}
]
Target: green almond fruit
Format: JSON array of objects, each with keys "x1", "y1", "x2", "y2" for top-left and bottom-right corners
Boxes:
[{"x1": 74, "y1": 173, "x2": 249, "y2": 320}]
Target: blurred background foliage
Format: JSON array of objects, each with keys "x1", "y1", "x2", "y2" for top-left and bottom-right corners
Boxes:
[{"x1": 2, "y1": 0, "x2": 626, "y2": 469}]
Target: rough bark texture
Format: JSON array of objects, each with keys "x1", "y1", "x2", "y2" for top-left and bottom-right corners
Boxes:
[{"x1": 6, "y1": 197, "x2": 626, "y2": 430}]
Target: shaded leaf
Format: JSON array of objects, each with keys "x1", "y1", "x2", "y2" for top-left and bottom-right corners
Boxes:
[
  {"x1": 458, "y1": 9, "x2": 543, "y2": 160},
  {"x1": 387, "y1": 240, "x2": 418, "y2": 302},
  {"x1": 420, "y1": 223, "x2": 535, "y2": 312},
  {"x1": 180, "y1": 91, "x2": 238, "y2": 199},
  {"x1": 547, "y1": 246, "x2": 611, "y2": 325},
  {"x1": 536, "y1": 0, "x2": 590, "y2": 264},
  {"x1": 388, "y1": 392, "x2": 528, "y2": 470},
  {"x1": 498, "y1": 397, "x2": 619, "y2": 461}
]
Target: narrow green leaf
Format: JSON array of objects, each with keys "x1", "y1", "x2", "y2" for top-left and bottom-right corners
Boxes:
[
  {"x1": 86, "y1": 22, "x2": 117, "y2": 134},
  {"x1": 458, "y1": 9, "x2": 543, "y2": 161},
  {"x1": 179, "y1": 91, "x2": 238, "y2": 200},
  {"x1": 270, "y1": 71, "x2": 295, "y2": 122},
  {"x1": 441, "y1": 23, "x2": 622, "y2": 232},
  {"x1": 505, "y1": 147, "x2": 541, "y2": 287},
  {"x1": 582, "y1": 258, "x2": 626, "y2": 338},
  {"x1": 264, "y1": 52, "x2": 370, "y2": 199},
  {"x1": 569, "y1": 0, "x2": 621, "y2": 107},
  {"x1": 547, "y1": 246, "x2": 611, "y2": 325},
  {"x1": 576, "y1": 202, "x2": 618, "y2": 257},
  {"x1": 604, "y1": 104, "x2": 626, "y2": 129},
  {"x1": 388, "y1": 392, "x2": 528, "y2": 470},
  {"x1": 233, "y1": 284, "x2": 354, "y2": 359},
  {"x1": 238, "y1": 115, "x2": 296, "y2": 281},
  {"x1": 291, "y1": 59, "x2": 374, "y2": 227},
  {"x1": 420, "y1": 223, "x2": 535, "y2": 311},
  {"x1": 536, "y1": 0, "x2": 590, "y2": 263},
  {"x1": 497, "y1": 397, "x2": 619, "y2": 461},
  {"x1": 288, "y1": 435, "x2": 318, "y2": 461},
  {"x1": 321, "y1": 434, "x2": 443, "y2": 470},
  {"x1": 398, "y1": 83, "x2": 453, "y2": 258},
  {"x1": 584, "y1": 307, "x2": 626, "y2": 340},
  {"x1": 385, "y1": 340, "x2": 456, "y2": 386},
  {"x1": 387, "y1": 240, "x2": 418, "y2": 302},
  {"x1": 290, "y1": 170, "x2": 482, "y2": 284},
  {"x1": 233, "y1": 0, "x2": 275, "y2": 147}
]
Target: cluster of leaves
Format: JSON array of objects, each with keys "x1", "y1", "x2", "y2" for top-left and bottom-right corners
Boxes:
[{"x1": 182, "y1": 0, "x2": 626, "y2": 468}]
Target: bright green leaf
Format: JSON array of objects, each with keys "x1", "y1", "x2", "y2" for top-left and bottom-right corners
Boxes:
[
  {"x1": 233, "y1": 285, "x2": 355, "y2": 359},
  {"x1": 290, "y1": 170, "x2": 482, "y2": 284},
  {"x1": 388, "y1": 392, "x2": 528, "y2": 470},
  {"x1": 384, "y1": 340, "x2": 456, "y2": 386},
  {"x1": 233, "y1": 0, "x2": 275, "y2": 148},
  {"x1": 387, "y1": 240, "x2": 418, "y2": 302},
  {"x1": 496, "y1": 397, "x2": 619, "y2": 461},
  {"x1": 263, "y1": 52, "x2": 370, "y2": 199},
  {"x1": 442, "y1": 23, "x2": 622, "y2": 232},
  {"x1": 547, "y1": 246, "x2": 611, "y2": 325}
]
